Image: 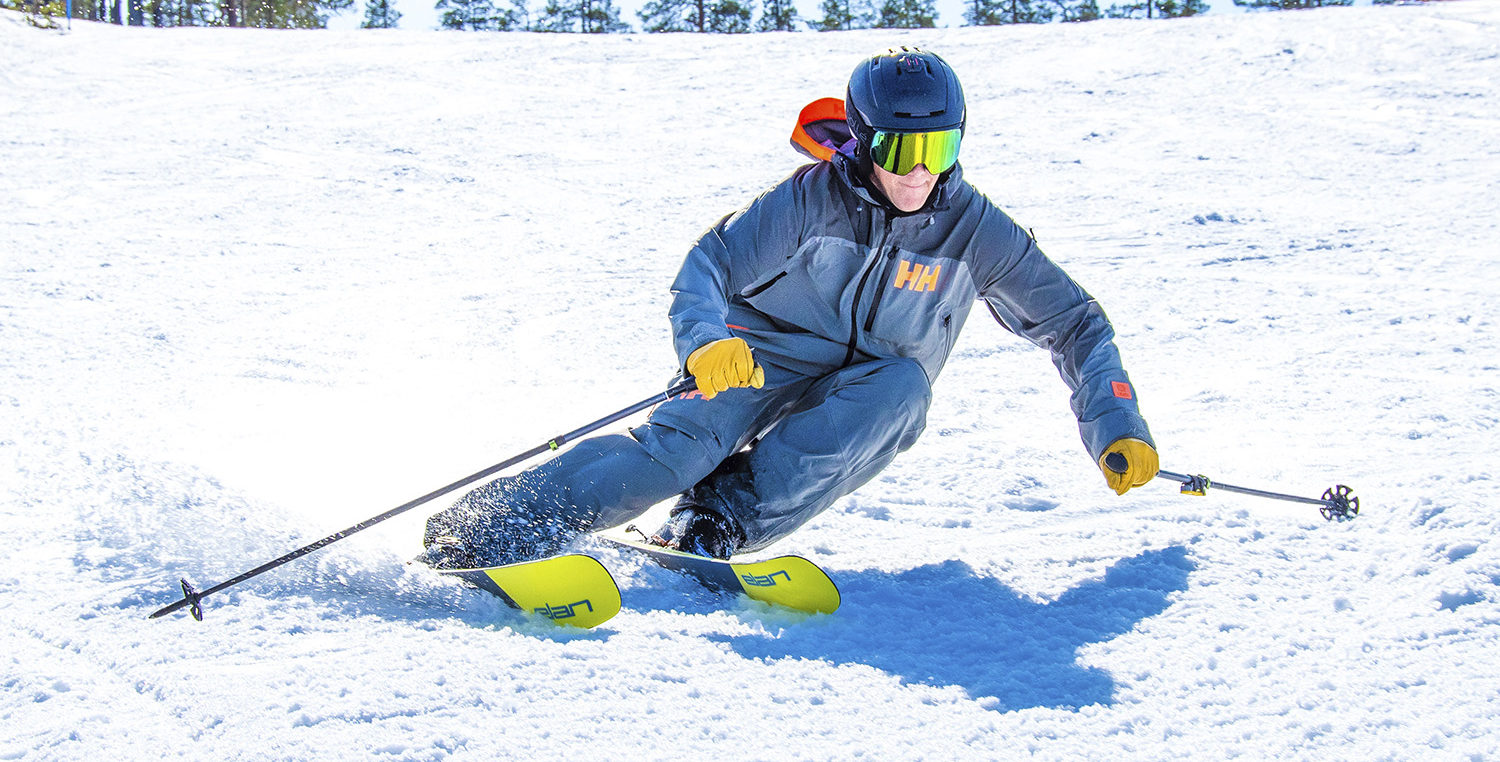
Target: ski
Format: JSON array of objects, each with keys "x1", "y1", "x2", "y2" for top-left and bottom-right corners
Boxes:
[
  {"x1": 435, "y1": 553, "x2": 621, "y2": 629},
  {"x1": 604, "y1": 537, "x2": 840, "y2": 615}
]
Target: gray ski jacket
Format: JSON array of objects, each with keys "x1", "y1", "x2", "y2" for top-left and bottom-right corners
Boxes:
[{"x1": 668, "y1": 153, "x2": 1153, "y2": 461}]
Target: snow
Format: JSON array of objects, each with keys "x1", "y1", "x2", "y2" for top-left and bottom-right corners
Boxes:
[{"x1": 3, "y1": 3, "x2": 1499, "y2": 758}]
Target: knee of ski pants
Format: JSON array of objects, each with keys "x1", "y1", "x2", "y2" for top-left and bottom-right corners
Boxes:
[
  {"x1": 627, "y1": 417, "x2": 732, "y2": 490},
  {"x1": 849, "y1": 358, "x2": 933, "y2": 449}
]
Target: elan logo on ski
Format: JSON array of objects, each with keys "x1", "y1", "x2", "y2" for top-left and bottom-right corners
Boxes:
[
  {"x1": 740, "y1": 570, "x2": 792, "y2": 587},
  {"x1": 534, "y1": 599, "x2": 595, "y2": 620},
  {"x1": 608, "y1": 535, "x2": 841, "y2": 615}
]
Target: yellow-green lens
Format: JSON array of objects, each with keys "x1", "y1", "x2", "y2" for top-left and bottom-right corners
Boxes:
[{"x1": 871, "y1": 129, "x2": 961, "y2": 175}]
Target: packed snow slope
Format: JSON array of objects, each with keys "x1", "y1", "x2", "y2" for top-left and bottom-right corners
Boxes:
[{"x1": 3, "y1": 4, "x2": 1499, "y2": 759}]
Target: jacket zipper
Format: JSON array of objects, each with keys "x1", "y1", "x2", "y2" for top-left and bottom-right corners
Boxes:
[
  {"x1": 741, "y1": 271, "x2": 787, "y2": 298},
  {"x1": 863, "y1": 247, "x2": 900, "y2": 333},
  {"x1": 842, "y1": 216, "x2": 893, "y2": 366}
]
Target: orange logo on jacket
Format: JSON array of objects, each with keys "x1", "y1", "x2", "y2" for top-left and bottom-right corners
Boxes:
[{"x1": 892, "y1": 260, "x2": 940, "y2": 292}]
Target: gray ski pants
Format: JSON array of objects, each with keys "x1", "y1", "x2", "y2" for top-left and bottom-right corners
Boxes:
[{"x1": 435, "y1": 357, "x2": 931, "y2": 558}]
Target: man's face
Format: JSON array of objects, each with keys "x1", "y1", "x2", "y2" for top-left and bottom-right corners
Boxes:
[{"x1": 870, "y1": 162, "x2": 938, "y2": 213}]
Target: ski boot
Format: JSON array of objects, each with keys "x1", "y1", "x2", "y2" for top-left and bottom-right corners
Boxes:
[
  {"x1": 648, "y1": 506, "x2": 740, "y2": 560},
  {"x1": 419, "y1": 497, "x2": 552, "y2": 570}
]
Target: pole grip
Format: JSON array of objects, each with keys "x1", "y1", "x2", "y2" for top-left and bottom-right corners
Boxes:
[{"x1": 1104, "y1": 451, "x2": 1128, "y2": 474}]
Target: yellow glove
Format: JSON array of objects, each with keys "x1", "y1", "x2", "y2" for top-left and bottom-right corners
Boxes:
[
  {"x1": 687, "y1": 338, "x2": 765, "y2": 400},
  {"x1": 1098, "y1": 437, "x2": 1159, "y2": 496}
]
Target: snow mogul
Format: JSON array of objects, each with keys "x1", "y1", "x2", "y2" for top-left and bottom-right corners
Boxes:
[{"x1": 421, "y1": 47, "x2": 1158, "y2": 567}]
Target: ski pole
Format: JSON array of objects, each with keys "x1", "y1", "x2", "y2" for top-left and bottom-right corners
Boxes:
[
  {"x1": 149, "y1": 376, "x2": 699, "y2": 622},
  {"x1": 1104, "y1": 452, "x2": 1359, "y2": 522}
]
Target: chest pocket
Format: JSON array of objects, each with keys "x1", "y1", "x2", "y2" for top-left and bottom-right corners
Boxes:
[
  {"x1": 738, "y1": 236, "x2": 869, "y2": 340},
  {"x1": 863, "y1": 252, "x2": 960, "y2": 355}
]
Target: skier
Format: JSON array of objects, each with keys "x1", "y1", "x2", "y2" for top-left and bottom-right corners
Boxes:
[{"x1": 421, "y1": 47, "x2": 1158, "y2": 567}]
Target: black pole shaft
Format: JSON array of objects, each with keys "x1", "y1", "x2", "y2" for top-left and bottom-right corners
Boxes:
[{"x1": 149, "y1": 377, "x2": 697, "y2": 620}]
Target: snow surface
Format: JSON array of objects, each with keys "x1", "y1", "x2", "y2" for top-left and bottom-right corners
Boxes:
[{"x1": 3, "y1": 4, "x2": 1500, "y2": 759}]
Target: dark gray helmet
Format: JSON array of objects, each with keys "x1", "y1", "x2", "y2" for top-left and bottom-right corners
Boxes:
[{"x1": 845, "y1": 47, "x2": 966, "y2": 157}]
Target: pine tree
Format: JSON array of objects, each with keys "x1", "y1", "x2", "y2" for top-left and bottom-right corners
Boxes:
[
  {"x1": 438, "y1": 0, "x2": 496, "y2": 28},
  {"x1": 1233, "y1": 0, "x2": 1351, "y2": 7},
  {"x1": 811, "y1": 0, "x2": 850, "y2": 29},
  {"x1": 230, "y1": 0, "x2": 352, "y2": 27},
  {"x1": 812, "y1": 0, "x2": 872, "y2": 30},
  {"x1": 11, "y1": 0, "x2": 66, "y2": 28},
  {"x1": 581, "y1": 0, "x2": 628, "y2": 30},
  {"x1": 439, "y1": 0, "x2": 529, "y2": 28},
  {"x1": 637, "y1": 0, "x2": 691, "y2": 30},
  {"x1": 535, "y1": 0, "x2": 575, "y2": 29},
  {"x1": 191, "y1": 0, "x2": 350, "y2": 26},
  {"x1": 539, "y1": 0, "x2": 626, "y2": 30},
  {"x1": 875, "y1": 0, "x2": 935, "y2": 27},
  {"x1": 963, "y1": 0, "x2": 1050, "y2": 24},
  {"x1": 135, "y1": 0, "x2": 214, "y2": 26},
  {"x1": 1052, "y1": 0, "x2": 1098, "y2": 20},
  {"x1": 1154, "y1": 0, "x2": 1204, "y2": 15},
  {"x1": 1104, "y1": 0, "x2": 1203, "y2": 18},
  {"x1": 638, "y1": 0, "x2": 743, "y2": 32},
  {"x1": 362, "y1": 0, "x2": 400, "y2": 26},
  {"x1": 706, "y1": 0, "x2": 749, "y2": 31},
  {"x1": 756, "y1": 0, "x2": 799, "y2": 30}
]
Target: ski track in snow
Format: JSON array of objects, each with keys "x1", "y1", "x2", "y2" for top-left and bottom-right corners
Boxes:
[{"x1": 3, "y1": 4, "x2": 1499, "y2": 759}]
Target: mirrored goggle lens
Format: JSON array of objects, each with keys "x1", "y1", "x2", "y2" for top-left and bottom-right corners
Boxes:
[{"x1": 870, "y1": 129, "x2": 962, "y2": 175}]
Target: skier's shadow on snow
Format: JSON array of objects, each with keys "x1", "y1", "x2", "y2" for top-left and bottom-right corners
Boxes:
[{"x1": 715, "y1": 545, "x2": 1194, "y2": 712}]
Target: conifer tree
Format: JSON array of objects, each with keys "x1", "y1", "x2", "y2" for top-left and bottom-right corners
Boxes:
[
  {"x1": 963, "y1": 0, "x2": 1050, "y2": 24},
  {"x1": 362, "y1": 0, "x2": 400, "y2": 26},
  {"x1": 539, "y1": 0, "x2": 626, "y2": 30},
  {"x1": 756, "y1": 0, "x2": 799, "y2": 30},
  {"x1": 1155, "y1": 0, "x2": 1203, "y2": 13},
  {"x1": 221, "y1": 0, "x2": 351, "y2": 27},
  {"x1": 121, "y1": 0, "x2": 349, "y2": 26},
  {"x1": 1233, "y1": 0, "x2": 1350, "y2": 8},
  {"x1": 112, "y1": 0, "x2": 212, "y2": 25},
  {"x1": 579, "y1": 0, "x2": 628, "y2": 30},
  {"x1": 1052, "y1": 0, "x2": 1098, "y2": 20},
  {"x1": 1104, "y1": 0, "x2": 1203, "y2": 17},
  {"x1": 13, "y1": 0, "x2": 65, "y2": 28},
  {"x1": 706, "y1": 0, "x2": 749, "y2": 30},
  {"x1": 438, "y1": 0, "x2": 496, "y2": 28},
  {"x1": 811, "y1": 0, "x2": 872, "y2": 30},
  {"x1": 535, "y1": 0, "x2": 576, "y2": 29},
  {"x1": 875, "y1": 0, "x2": 935, "y2": 27},
  {"x1": 638, "y1": 0, "x2": 745, "y2": 32},
  {"x1": 637, "y1": 0, "x2": 692, "y2": 30}
]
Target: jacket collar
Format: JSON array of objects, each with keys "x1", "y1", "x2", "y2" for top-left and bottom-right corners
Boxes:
[{"x1": 830, "y1": 151, "x2": 961, "y2": 216}]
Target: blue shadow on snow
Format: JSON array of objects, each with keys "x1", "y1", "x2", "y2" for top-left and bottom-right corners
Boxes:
[{"x1": 717, "y1": 545, "x2": 1194, "y2": 712}]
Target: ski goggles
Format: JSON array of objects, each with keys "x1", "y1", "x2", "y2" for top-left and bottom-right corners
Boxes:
[{"x1": 869, "y1": 128, "x2": 962, "y2": 176}]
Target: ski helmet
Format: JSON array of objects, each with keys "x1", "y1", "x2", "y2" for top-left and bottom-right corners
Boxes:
[{"x1": 845, "y1": 48, "x2": 966, "y2": 175}]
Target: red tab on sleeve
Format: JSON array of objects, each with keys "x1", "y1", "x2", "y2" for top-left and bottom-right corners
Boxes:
[{"x1": 1111, "y1": 381, "x2": 1133, "y2": 400}]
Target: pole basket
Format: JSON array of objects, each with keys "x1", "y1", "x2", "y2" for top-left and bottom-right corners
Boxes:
[{"x1": 1319, "y1": 485, "x2": 1359, "y2": 522}]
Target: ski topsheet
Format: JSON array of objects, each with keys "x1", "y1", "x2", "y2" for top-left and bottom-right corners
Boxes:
[
  {"x1": 606, "y1": 537, "x2": 841, "y2": 615},
  {"x1": 437, "y1": 553, "x2": 621, "y2": 629}
]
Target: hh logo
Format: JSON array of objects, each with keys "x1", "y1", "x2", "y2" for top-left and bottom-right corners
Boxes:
[
  {"x1": 741, "y1": 570, "x2": 791, "y2": 588},
  {"x1": 534, "y1": 600, "x2": 594, "y2": 619},
  {"x1": 892, "y1": 260, "x2": 941, "y2": 292}
]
